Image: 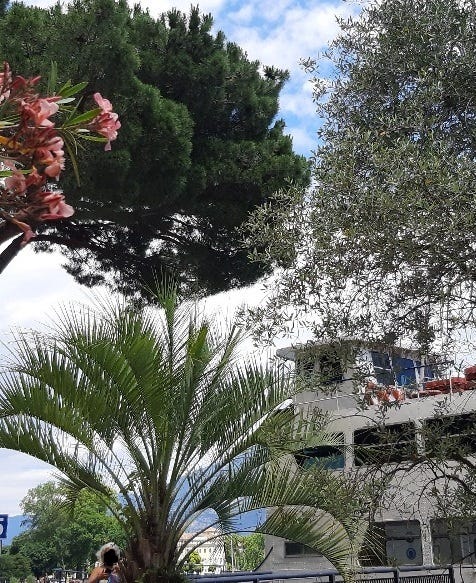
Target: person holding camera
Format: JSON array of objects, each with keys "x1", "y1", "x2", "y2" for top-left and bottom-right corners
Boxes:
[{"x1": 88, "y1": 542, "x2": 121, "y2": 583}]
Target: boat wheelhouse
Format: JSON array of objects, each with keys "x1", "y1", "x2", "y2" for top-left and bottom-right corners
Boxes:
[{"x1": 262, "y1": 341, "x2": 476, "y2": 572}]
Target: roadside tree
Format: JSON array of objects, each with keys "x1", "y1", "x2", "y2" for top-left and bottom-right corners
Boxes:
[
  {"x1": 0, "y1": 553, "x2": 32, "y2": 580},
  {"x1": 9, "y1": 482, "x2": 124, "y2": 576},
  {"x1": 183, "y1": 551, "x2": 202, "y2": 574},
  {"x1": 225, "y1": 533, "x2": 264, "y2": 571}
]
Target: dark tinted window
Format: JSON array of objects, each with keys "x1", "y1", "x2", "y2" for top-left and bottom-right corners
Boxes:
[
  {"x1": 319, "y1": 352, "x2": 344, "y2": 385},
  {"x1": 294, "y1": 433, "x2": 345, "y2": 470},
  {"x1": 392, "y1": 356, "x2": 417, "y2": 385},
  {"x1": 425, "y1": 413, "x2": 476, "y2": 457},
  {"x1": 354, "y1": 422, "x2": 417, "y2": 466},
  {"x1": 297, "y1": 355, "x2": 316, "y2": 378},
  {"x1": 371, "y1": 351, "x2": 394, "y2": 385},
  {"x1": 284, "y1": 542, "x2": 322, "y2": 556}
]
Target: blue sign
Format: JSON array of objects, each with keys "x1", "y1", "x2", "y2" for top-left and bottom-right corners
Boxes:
[
  {"x1": 406, "y1": 547, "x2": 416, "y2": 560},
  {"x1": 0, "y1": 515, "x2": 8, "y2": 539}
]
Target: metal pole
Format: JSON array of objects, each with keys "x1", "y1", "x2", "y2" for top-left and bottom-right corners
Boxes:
[
  {"x1": 230, "y1": 537, "x2": 235, "y2": 572},
  {"x1": 448, "y1": 565, "x2": 455, "y2": 583}
]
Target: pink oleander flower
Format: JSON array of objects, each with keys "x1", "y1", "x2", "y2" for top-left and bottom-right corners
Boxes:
[
  {"x1": 25, "y1": 167, "x2": 46, "y2": 188},
  {"x1": 0, "y1": 61, "x2": 11, "y2": 104},
  {"x1": 0, "y1": 64, "x2": 120, "y2": 248},
  {"x1": 22, "y1": 97, "x2": 60, "y2": 127},
  {"x1": 94, "y1": 92, "x2": 113, "y2": 113},
  {"x1": 90, "y1": 92, "x2": 121, "y2": 151},
  {"x1": 3, "y1": 164, "x2": 45, "y2": 198},
  {"x1": 36, "y1": 190, "x2": 74, "y2": 220},
  {"x1": 32, "y1": 135, "x2": 65, "y2": 179},
  {"x1": 5, "y1": 171, "x2": 26, "y2": 195},
  {"x1": 9, "y1": 216, "x2": 36, "y2": 246},
  {"x1": 11, "y1": 74, "x2": 40, "y2": 92}
]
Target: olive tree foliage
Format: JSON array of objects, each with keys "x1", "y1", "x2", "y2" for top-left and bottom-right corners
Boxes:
[{"x1": 245, "y1": 0, "x2": 476, "y2": 355}]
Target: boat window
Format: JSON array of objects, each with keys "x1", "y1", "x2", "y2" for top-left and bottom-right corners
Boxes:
[
  {"x1": 294, "y1": 433, "x2": 345, "y2": 470},
  {"x1": 318, "y1": 350, "x2": 344, "y2": 385},
  {"x1": 421, "y1": 361, "x2": 435, "y2": 380},
  {"x1": 424, "y1": 413, "x2": 476, "y2": 457},
  {"x1": 354, "y1": 422, "x2": 417, "y2": 466},
  {"x1": 392, "y1": 356, "x2": 417, "y2": 385},
  {"x1": 431, "y1": 518, "x2": 476, "y2": 564},
  {"x1": 371, "y1": 351, "x2": 394, "y2": 384},
  {"x1": 360, "y1": 521, "x2": 422, "y2": 566},
  {"x1": 284, "y1": 541, "x2": 322, "y2": 556}
]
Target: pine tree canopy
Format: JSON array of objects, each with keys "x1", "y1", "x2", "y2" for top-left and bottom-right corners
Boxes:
[{"x1": 0, "y1": 0, "x2": 309, "y2": 298}]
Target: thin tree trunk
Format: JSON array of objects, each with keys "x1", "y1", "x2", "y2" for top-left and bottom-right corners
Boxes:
[{"x1": 0, "y1": 234, "x2": 24, "y2": 275}]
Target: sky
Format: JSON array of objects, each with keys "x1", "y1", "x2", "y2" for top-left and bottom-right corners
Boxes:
[{"x1": 0, "y1": 0, "x2": 359, "y2": 517}]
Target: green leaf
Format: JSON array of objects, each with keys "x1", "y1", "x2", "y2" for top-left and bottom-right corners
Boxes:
[
  {"x1": 0, "y1": 169, "x2": 31, "y2": 177},
  {"x1": 62, "y1": 107, "x2": 101, "y2": 127},
  {"x1": 63, "y1": 134, "x2": 81, "y2": 185},
  {"x1": 46, "y1": 61, "x2": 58, "y2": 96},
  {"x1": 59, "y1": 81, "x2": 88, "y2": 98},
  {"x1": 76, "y1": 134, "x2": 108, "y2": 143}
]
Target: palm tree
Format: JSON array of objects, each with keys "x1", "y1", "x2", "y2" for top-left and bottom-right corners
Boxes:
[{"x1": 0, "y1": 287, "x2": 368, "y2": 583}]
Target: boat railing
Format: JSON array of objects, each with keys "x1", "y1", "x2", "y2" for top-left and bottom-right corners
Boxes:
[{"x1": 188, "y1": 564, "x2": 463, "y2": 583}]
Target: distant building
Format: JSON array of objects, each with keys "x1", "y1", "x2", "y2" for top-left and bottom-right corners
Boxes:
[{"x1": 180, "y1": 528, "x2": 226, "y2": 573}]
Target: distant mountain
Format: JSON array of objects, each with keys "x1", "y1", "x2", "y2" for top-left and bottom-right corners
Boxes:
[
  {"x1": 188, "y1": 509, "x2": 264, "y2": 534},
  {"x1": 3, "y1": 515, "x2": 26, "y2": 545},
  {"x1": 1, "y1": 510, "x2": 262, "y2": 546}
]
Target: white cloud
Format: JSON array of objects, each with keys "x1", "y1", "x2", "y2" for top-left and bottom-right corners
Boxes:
[
  {"x1": 280, "y1": 80, "x2": 316, "y2": 117},
  {"x1": 227, "y1": 4, "x2": 255, "y2": 24},
  {"x1": 286, "y1": 125, "x2": 317, "y2": 155},
  {"x1": 0, "y1": 450, "x2": 53, "y2": 515},
  {"x1": 22, "y1": 0, "x2": 57, "y2": 6},
  {"x1": 126, "y1": 0, "x2": 228, "y2": 17},
  {"x1": 225, "y1": 2, "x2": 357, "y2": 71},
  {"x1": 0, "y1": 247, "x2": 99, "y2": 331}
]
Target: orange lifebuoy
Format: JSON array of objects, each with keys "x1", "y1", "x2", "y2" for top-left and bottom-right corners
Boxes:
[
  {"x1": 376, "y1": 389, "x2": 389, "y2": 402},
  {"x1": 390, "y1": 387, "x2": 405, "y2": 401},
  {"x1": 374, "y1": 386, "x2": 403, "y2": 403}
]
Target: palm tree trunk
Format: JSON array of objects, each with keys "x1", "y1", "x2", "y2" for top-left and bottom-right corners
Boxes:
[{"x1": 123, "y1": 536, "x2": 187, "y2": 583}]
